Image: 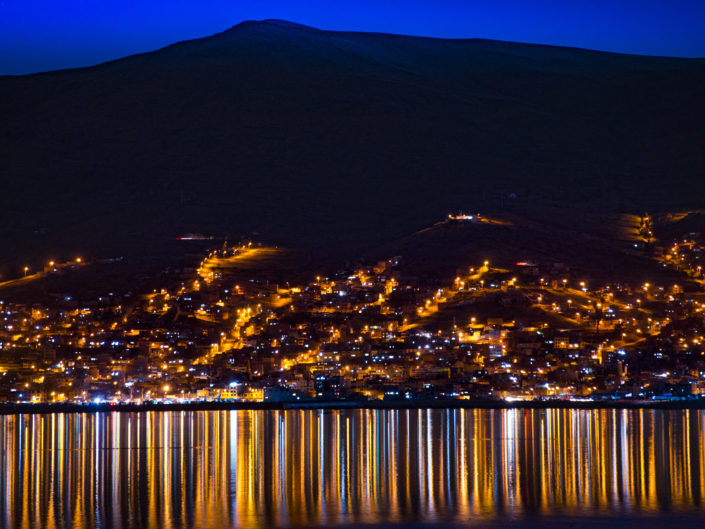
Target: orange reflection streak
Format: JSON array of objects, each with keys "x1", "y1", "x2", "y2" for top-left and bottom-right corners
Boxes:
[{"x1": 1, "y1": 409, "x2": 705, "y2": 528}]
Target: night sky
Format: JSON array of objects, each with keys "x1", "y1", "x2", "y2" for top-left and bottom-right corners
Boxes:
[{"x1": 1, "y1": 0, "x2": 705, "y2": 75}]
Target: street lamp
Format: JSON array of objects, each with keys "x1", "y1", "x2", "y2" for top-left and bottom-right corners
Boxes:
[{"x1": 23, "y1": 266, "x2": 29, "y2": 277}]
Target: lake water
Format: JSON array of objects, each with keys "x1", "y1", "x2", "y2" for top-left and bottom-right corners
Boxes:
[{"x1": 1, "y1": 408, "x2": 705, "y2": 528}]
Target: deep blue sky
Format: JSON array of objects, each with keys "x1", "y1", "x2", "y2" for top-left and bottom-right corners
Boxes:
[{"x1": 1, "y1": 0, "x2": 704, "y2": 75}]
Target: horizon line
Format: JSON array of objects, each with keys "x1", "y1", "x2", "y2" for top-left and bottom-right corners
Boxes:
[{"x1": 3, "y1": 18, "x2": 704, "y2": 77}]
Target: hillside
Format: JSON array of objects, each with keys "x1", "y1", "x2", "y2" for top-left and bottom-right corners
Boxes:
[{"x1": 1, "y1": 19, "x2": 704, "y2": 276}]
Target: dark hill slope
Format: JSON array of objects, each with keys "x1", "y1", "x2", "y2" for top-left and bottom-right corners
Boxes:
[{"x1": 1, "y1": 20, "x2": 704, "y2": 268}]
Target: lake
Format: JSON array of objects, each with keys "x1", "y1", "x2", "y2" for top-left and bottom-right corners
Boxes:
[{"x1": 1, "y1": 408, "x2": 705, "y2": 528}]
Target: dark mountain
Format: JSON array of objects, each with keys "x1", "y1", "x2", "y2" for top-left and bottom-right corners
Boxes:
[{"x1": 1, "y1": 19, "x2": 704, "y2": 270}]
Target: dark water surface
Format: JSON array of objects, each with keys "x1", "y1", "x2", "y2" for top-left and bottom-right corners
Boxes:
[{"x1": 1, "y1": 408, "x2": 705, "y2": 528}]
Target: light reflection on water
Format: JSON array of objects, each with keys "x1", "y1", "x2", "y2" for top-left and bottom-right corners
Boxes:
[{"x1": 0, "y1": 408, "x2": 704, "y2": 528}]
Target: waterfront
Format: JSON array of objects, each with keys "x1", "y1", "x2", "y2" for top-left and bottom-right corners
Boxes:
[{"x1": 1, "y1": 408, "x2": 705, "y2": 528}]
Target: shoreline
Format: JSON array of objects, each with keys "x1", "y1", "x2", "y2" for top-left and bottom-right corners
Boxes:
[{"x1": 2, "y1": 398, "x2": 705, "y2": 415}]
